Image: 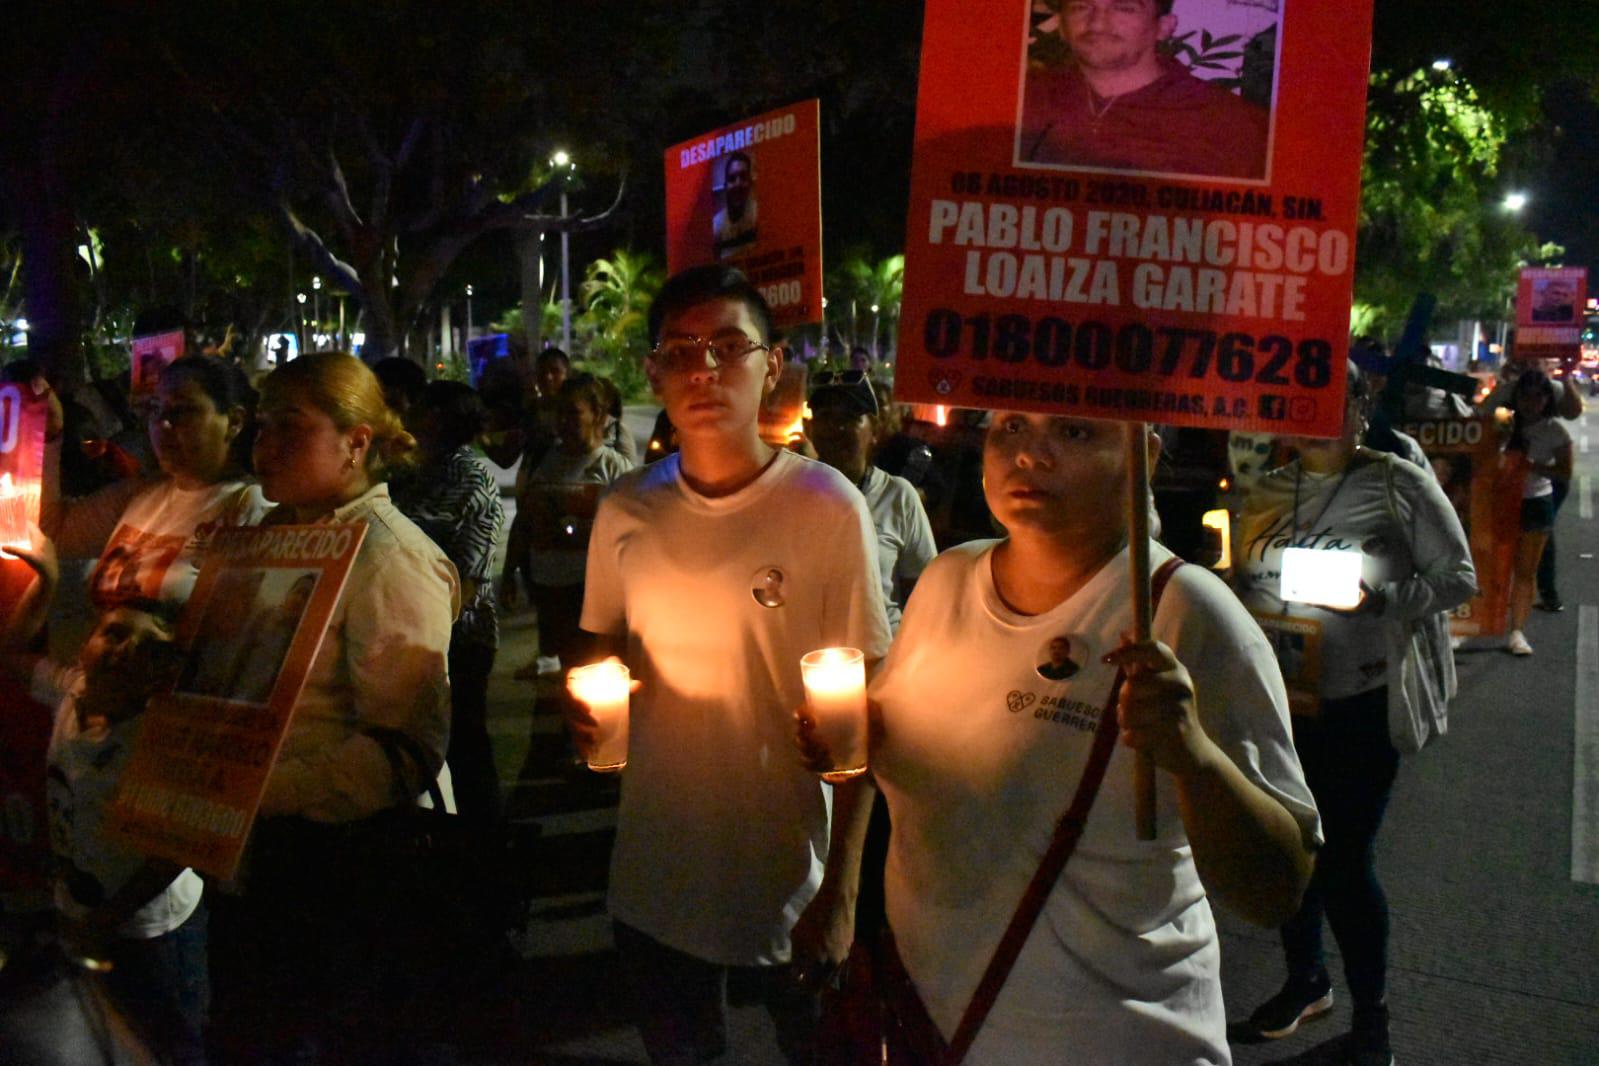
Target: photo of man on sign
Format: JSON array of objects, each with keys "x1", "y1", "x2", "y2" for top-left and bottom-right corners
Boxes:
[
  {"x1": 712, "y1": 151, "x2": 758, "y2": 259},
  {"x1": 1016, "y1": 0, "x2": 1278, "y2": 181},
  {"x1": 1531, "y1": 275, "x2": 1578, "y2": 323}
]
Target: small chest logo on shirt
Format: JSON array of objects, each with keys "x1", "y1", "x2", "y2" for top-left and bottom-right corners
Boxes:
[
  {"x1": 751, "y1": 566, "x2": 787, "y2": 608},
  {"x1": 1005, "y1": 690, "x2": 1036, "y2": 714}
]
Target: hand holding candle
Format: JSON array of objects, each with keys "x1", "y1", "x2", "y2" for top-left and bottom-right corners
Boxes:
[
  {"x1": 799, "y1": 647, "x2": 868, "y2": 782},
  {"x1": 566, "y1": 659, "x2": 633, "y2": 772}
]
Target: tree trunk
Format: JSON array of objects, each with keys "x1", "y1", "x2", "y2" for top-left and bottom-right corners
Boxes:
[
  {"x1": 7, "y1": 155, "x2": 85, "y2": 384},
  {"x1": 354, "y1": 263, "x2": 402, "y2": 362}
]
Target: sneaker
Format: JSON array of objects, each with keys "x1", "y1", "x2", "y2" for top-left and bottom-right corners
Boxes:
[
  {"x1": 1229, "y1": 973, "x2": 1334, "y2": 1041},
  {"x1": 1351, "y1": 1003, "x2": 1394, "y2": 1066},
  {"x1": 1535, "y1": 596, "x2": 1564, "y2": 612},
  {"x1": 1506, "y1": 630, "x2": 1533, "y2": 656}
]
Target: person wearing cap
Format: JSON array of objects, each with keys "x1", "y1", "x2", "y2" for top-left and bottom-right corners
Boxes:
[{"x1": 805, "y1": 372, "x2": 936, "y2": 634}]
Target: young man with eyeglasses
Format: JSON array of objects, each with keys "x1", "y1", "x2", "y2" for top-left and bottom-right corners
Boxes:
[{"x1": 566, "y1": 264, "x2": 891, "y2": 1063}]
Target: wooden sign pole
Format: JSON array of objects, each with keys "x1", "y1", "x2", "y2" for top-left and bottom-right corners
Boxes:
[{"x1": 1124, "y1": 422, "x2": 1157, "y2": 841}]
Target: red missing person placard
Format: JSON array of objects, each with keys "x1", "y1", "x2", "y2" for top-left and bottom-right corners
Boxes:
[
  {"x1": 896, "y1": 0, "x2": 1373, "y2": 437},
  {"x1": 1513, "y1": 266, "x2": 1588, "y2": 368},
  {"x1": 106, "y1": 523, "x2": 365, "y2": 879},
  {"x1": 665, "y1": 100, "x2": 824, "y2": 331}
]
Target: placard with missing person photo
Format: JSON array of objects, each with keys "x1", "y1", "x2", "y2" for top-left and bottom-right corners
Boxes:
[
  {"x1": 664, "y1": 99, "x2": 825, "y2": 331},
  {"x1": 896, "y1": 0, "x2": 1374, "y2": 438},
  {"x1": 105, "y1": 523, "x2": 366, "y2": 879}
]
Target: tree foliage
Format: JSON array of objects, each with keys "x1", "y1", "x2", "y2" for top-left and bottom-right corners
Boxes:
[
  {"x1": 1355, "y1": 67, "x2": 1551, "y2": 335},
  {"x1": 575, "y1": 248, "x2": 664, "y2": 400}
]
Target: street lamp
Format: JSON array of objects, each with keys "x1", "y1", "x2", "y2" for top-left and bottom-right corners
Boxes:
[
  {"x1": 1432, "y1": 58, "x2": 1452, "y2": 72},
  {"x1": 553, "y1": 150, "x2": 574, "y2": 353},
  {"x1": 1503, "y1": 191, "x2": 1529, "y2": 213},
  {"x1": 296, "y1": 292, "x2": 308, "y2": 357},
  {"x1": 311, "y1": 275, "x2": 322, "y2": 350},
  {"x1": 870, "y1": 304, "x2": 881, "y2": 358},
  {"x1": 466, "y1": 284, "x2": 474, "y2": 343}
]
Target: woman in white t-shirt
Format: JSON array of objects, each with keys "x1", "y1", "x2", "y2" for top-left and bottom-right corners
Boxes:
[
  {"x1": 1502, "y1": 369, "x2": 1573, "y2": 656},
  {"x1": 503, "y1": 375, "x2": 633, "y2": 679},
  {"x1": 43, "y1": 358, "x2": 269, "y2": 631},
  {"x1": 802, "y1": 411, "x2": 1320, "y2": 1064},
  {"x1": 1231, "y1": 367, "x2": 1476, "y2": 1062}
]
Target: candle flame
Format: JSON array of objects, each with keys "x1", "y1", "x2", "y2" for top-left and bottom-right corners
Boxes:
[{"x1": 934, "y1": 405, "x2": 948, "y2": 427}]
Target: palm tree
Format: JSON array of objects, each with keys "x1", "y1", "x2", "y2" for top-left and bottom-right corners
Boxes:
[
  {"x1": 827, "y1": 250, "x2": 904, "y2": 359},
  {"x1": 577, "y1": 248, "x2": 665, "y2": 400}
]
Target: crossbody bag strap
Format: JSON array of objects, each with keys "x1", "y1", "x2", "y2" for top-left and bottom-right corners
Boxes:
[
  {"x1": 945, "y1": 556, "x2": 1187, "y2": 1063},
  {"x1": 362, "y1": 725, "x2": 448, "y2": 811}
]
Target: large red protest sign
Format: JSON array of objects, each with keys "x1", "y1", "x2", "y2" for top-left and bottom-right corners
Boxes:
[
  {"x1": 0, "y1": 384, "x2": 47, "y2": 551},
  {"x1": 106, "y1": 523, "x2": 365, "y2": 879},
  {"x1": 665, "y1": 99, "x2": 824, "y2": 330},
  {"x1": 1514, "y1": 267, "x2": 1588, "y2": 368},
  {"x1": 896, "y1": 0, "x2": 1373, "y2": 437}
]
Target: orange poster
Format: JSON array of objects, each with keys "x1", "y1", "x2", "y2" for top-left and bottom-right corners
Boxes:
[
  {"x1": 1402, "y1": 418, "x2": 1518, "y2": 637},
  {"x1": 664, "y1": 99, "x2": 824, "y2": 330},
  {"x1": 106, "y1": 523, "x2": 366, "y2": 878},
  {"x1": 896, "y1": 0, "x2": 1373, "y2": 437}
]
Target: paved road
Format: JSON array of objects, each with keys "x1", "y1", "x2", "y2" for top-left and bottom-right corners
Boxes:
[{"x1": 472, "y1": 408, "x2": 1599, "y2": 1063}]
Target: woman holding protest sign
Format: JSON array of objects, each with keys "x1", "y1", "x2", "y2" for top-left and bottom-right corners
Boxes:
[
  {"x1": 207, "y1": 352, "x2": 460, "y2": 1060},
  {"x1": 42, "y1": 357, "x2": 269, "y2": 643},
  {"x1": 1230, "y1": 365, "x2": 1475, "y2": 1063},
  {"x1": 799, "y1": 411, "x2": 1319, "y2": 1064},
  {"x1": 1500, "y1": 368, "x2": 1573, "y2": 656}
]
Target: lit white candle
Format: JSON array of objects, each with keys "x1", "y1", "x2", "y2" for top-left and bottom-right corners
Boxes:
[
  {"x1": 566, "y1": 661, "x2": 631, "y2": 772},
  {"x1": 800, "y1": 647, "x2": 868, "y2": 782}
]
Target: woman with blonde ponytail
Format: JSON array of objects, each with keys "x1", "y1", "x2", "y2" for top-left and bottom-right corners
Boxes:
[{"x1": 209, "y1": 353, "x2": 461, "y2": 1059}]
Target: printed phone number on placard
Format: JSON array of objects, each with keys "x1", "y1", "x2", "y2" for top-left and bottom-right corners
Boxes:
[{"x1": 922, "y1": 309, "x2": 1335, "y2": 389}]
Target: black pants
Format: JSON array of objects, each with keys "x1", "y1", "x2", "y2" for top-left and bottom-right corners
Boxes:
[
  {"x1": 612, "y1": 920, "x2": 819, "y2": 1065},
  {"x1": 104, "y1": 903, "x2": 210, "y2": 1065},
  {"x1": 447, "y1": 636, "x2": 500, "y2": 822},
  {"x1": 1281, "y1": 687, "x2": 1399, "y2": 1010}
]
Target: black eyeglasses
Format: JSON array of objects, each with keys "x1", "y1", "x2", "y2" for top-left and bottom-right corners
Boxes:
[
  {"x1": 809, "y1": 369, "x2": 869, "y2": 388},
  {"x1": 648, "y1": 334, "x2": 770, "y2": 373}
]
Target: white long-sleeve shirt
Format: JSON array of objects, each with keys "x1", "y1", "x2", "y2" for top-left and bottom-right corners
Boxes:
[{"x1": 261, "y1": 484, "x2": 460, "y2": 823}]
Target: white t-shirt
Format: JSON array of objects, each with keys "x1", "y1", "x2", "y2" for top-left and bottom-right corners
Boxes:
[
  {"x1": 582, "y1": 450, "x2": 892, "y2": 966},
  {"x1": 859, "y1": 466, "x2": 937, "y2": 633},
  {"x1": 1517, "y1": 418, "x2": 1573, "y2": 499},
  {"x1": 35, "y1": 662, "x2": 204, "y2": 940},
  {"x1": 871, "y1": 540, "x2": 1319, "y2": 1065},
  {"x1": 1235, "y1": 451, "x2": 1476, "y2": 702},
  {"x1": 68, "y1": 477, "x2": 270, "y2": 610},
  {"x1": 524, "y1": 444, "x2": 635, "y2": 587}
]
